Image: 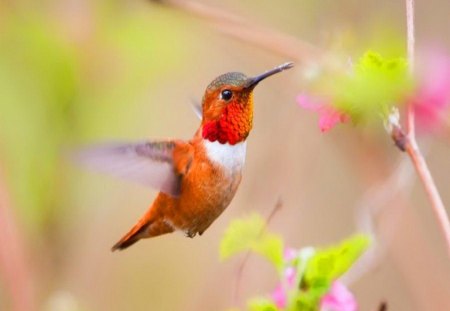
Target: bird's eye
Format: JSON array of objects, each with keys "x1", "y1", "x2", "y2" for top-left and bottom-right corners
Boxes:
[{"x1": 221, "y1": 89, "x2": 233, "y2": 101}]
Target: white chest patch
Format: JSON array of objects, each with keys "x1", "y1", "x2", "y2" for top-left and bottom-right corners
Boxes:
[{"x1": 203, "y1": 140, "x2": 247, "y2": 172}]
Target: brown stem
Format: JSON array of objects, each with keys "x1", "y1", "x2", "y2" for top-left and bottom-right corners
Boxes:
[
  {"x1": 391, "y1": 120, "x2": 450, "y2": 257},
  {"x1": 404, "y1": 140, "x2": 450, "y2": 256},
  {"x1": 401, "y1": 0, "x2": 450, "y2": 257}
]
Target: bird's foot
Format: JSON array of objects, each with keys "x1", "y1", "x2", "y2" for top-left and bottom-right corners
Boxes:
[{"x1": 185, "y1": 230, "x2": 197, "y2": 238}]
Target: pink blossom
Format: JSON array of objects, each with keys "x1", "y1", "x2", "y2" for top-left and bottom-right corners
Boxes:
[
  {"x1": 413, "y1": 50, "x2": 450, "y2": 132},
  {"x1": 271, "y1": 265, "x2": 297, "y2": 308},
  {"x1": 283, "y1": 248, "x2": 297, "y2": 262},
  {"x1": 320, "y1": 281, "x2": 357, "y2": 311},
  {"x1": 272, "y1": 284, "x2": 287, "y2": 309},
  {"x1": 297, "y1": 94, "x2": 350, "y2": 132},
  {"x1": 284, "y1": 267, "x2": 296, "y2": 287}
]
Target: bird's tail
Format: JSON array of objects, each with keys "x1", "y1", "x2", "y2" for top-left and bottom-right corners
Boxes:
[
  {"x1": 111, "y1": 201, "x2": 174, "y2": 251},
  {"x1": 111, "y1": 216, "x2": 151, "y2": 251}
]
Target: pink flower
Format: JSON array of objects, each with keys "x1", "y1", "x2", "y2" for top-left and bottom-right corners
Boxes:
[
  {"x1": 284, "y1": 267, "x2": 296, "y2": 286},
  {"x1": 412, "y1": 50, "x2": 450, "y2": 132},
  {"x1": 283, "y1": 248, "x2": 297, "y2": 262},
  {"x1": 320, "y1": 281, "x2": 358, "y2": 311},
  {"x1": 271, "y1": 267, "x2": 297, "y2": 308},
  {"x1": 297, "y1": 94, "x2": 350, "y2": 132},
  {"x1": 272, "y1": 283, "x2": 287, "y2": 309},
  {"x1": 270, "y1": 248, "x2": 299, "y2": 310}
]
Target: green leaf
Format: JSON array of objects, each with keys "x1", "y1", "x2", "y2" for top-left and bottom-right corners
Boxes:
[
  {"x1": 220, "y1": 214, "x2": 284, "y2": 270},
  {"x1": 284, "y1": 234, "x2": 370, "y2": 311},
  {"x1": 291, "y1": 286, "x2": 326, "y2": 311},
  {"x1": 248, "y1": 298, "x2": 280, "y2": 311},
  {"x1": 303, "y1": 234, "x2": 371, "y2": 290},
  {"x1": 330, "y1": 51, "x2": 412, "y2": 123}
]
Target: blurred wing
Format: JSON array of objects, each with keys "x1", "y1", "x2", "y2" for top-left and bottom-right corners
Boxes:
[
  {"x1": 76, "y1": 141, "x2": 185, "y2": 197},
  {"x1": 191, "y1": 100, "x2": 202, "y2": 120}
]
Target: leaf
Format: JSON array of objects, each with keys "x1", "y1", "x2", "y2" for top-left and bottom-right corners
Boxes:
[
  {"x1": 302, "y1": 234, "x2": 371, "y2": 290},
  {"x1": 290, "y1": 287, "x2": 326, "y2": 311},
  {"x1": 282, "y1": 235, "x2": 370, "y2": 311},
  {"x1": 330, "y1": 51, "x2": 412, "y2": 122},
  {"x1": 252, "y1": 235, "x2": 284, "y2": 270},
  {"x1": 220, "y1": 214, "x2": 284, "y2": 270},
  {"x1": 248, "y1": 298, "x2": 280, "y2": 311}
]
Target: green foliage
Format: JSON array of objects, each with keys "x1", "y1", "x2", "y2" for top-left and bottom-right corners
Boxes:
[
  {"x1": 303, "y1": 234, "x2": 370, "y2": 288},
  {"x1": 248, "y1": 298, "x2": 279, "y2": 311},
  {"x1": 221, "y1": 215, "x2": 371, "y2": 311},
  {"x1": 329, "y1": 51, "x2": 412, "y2": 122},
  {"x1": 220, "y1": 214, "x2": 284, "y2": 271},
  {"x1": 293, "y1": 234, "x2": 371, "y2": 310},
  {"x1": 291, "y1": 287, "x2": 329, "y2": 311}
]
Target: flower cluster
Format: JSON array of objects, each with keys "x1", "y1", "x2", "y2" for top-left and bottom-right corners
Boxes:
[
  {"x1": 220, "y1": 214, "x2": 370, "y2": 311},
  {"x1": 297, "y1": 50, "x2": 450, "y2": 133},
  {"x1": 270, "y1": 248, "x2": 357, "y2": 311}
]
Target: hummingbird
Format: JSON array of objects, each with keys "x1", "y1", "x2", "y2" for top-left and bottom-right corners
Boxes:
[{"x1": 79, "y1": 62, "x2": 293, "y2": 251}]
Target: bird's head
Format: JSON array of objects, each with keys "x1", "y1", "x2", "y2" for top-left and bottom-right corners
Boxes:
[{"x1": 201, "y1": 62, "x2": 293, "y2": 145}]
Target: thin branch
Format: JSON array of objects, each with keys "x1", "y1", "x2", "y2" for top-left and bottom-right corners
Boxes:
[
  {"x1": 390, "y1": 122, "x2": 450, "y2": 256},
  {"x1": 405, "y1": 142, "x2": 450, "y2": 253},
  {"x1": 233, "y1": 198, "x2": 283, "y2": 305},
  {"x1": 153, "y1": 0, "x2": 325, "y2": 64},
  {"x1": 377, "y1": 302, "x2": 388, "y2": 311},
  {"x1": 401, "y1": 0, "x2": 450, "y2": 257},
  {"x1": 406, "y1": 0, "x2": 415, "y2": 136}
]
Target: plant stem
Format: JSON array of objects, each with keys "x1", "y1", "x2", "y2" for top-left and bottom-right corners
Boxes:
[
  {"x1": 405, "y1": 141, "x2": 450, "y2": 256},
  {"x1": 233, "y1": 198, "x2": 282, "y2": 305},
  {"x1": 154, "y1": 0, "x2": 325, "y2": 64},
  {"x1": 404, "y1": 0, "x2": 450, "y2": 257},
  {"x1": 406, "y1": 0, "x2": 415, "y2": 136},
  {"x1": 406, "y1": 0, "x2": 415, "y2": 71}
]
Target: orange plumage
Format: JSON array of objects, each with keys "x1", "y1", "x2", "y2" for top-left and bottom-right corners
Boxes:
[{"x1": 78, "y1": 63, "x2": 293, "y2": 251}]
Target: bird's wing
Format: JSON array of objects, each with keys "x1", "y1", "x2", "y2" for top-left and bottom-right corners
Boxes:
[
  {"x1": 75, "y1": 140, "x2": 193, "y2": 197},
  {"x1": 191, "y1": 101, "x2": 202, "y2": 120}
]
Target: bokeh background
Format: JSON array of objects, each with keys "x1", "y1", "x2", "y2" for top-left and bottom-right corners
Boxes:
[{"x1": 0, "y1": 0, "x2": 449, "y2": 310}]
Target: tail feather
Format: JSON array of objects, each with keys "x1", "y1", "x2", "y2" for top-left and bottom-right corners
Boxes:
[
  {"x1": 111, "y1": 234, "x2": 141, "y2": 251},
  {"x1": 111, "y1": 216, "x2": 175, "y2": 251},
  {"x1": 111, "y1": 221, "x2": 150, "y2": 251},
  {"x1": 112, "y1": 194, "x2": 176, "y2": 252}
]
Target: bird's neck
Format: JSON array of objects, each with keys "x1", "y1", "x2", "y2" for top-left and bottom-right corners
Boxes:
[
  {"x1": 202, "y1": 139, "x2": 247, "y2": 173},
  {"x1": 201, "y1": 101, "x2": 253, "y2": 145}
]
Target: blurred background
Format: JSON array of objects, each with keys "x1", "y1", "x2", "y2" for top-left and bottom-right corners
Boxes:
[{"x1": 0, "y1": 0, "x2": 449, "y2": 310}]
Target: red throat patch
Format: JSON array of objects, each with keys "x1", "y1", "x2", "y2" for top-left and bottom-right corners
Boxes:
[{"x1": 202, "y1": 100, "x2": 253, "y2": 145}]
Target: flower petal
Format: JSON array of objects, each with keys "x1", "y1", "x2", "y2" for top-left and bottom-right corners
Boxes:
[
  {"x1": 297, "y1": 93, "x2": 324, "y2": 111},
  {"x1": 271, "y1": 284, "x2": 287, "y2": 309},
  {"x1": 284, "y1": 267, "x2": 296, "y2": 287},
  {"x1": 414, "y1": 49, "x2": 450, "y2": 131},
  {"x1": 297, "y1": 93, "x2": 349, "y2": 132},
  {"x1": 283, "y1": 247, "x2": 297, "y2": 262},
  {"x1": 320, "y1": 281, "x2": 357, "y2": 311}
]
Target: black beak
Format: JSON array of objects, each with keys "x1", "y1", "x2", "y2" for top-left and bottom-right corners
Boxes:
[{"x1": 245, "y1": 62, "x2": 294, "y2": 89}]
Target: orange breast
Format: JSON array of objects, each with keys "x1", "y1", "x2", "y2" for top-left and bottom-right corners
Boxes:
[{"x1": 159, "y1": 137, "x2": 245, "y2": 236}]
